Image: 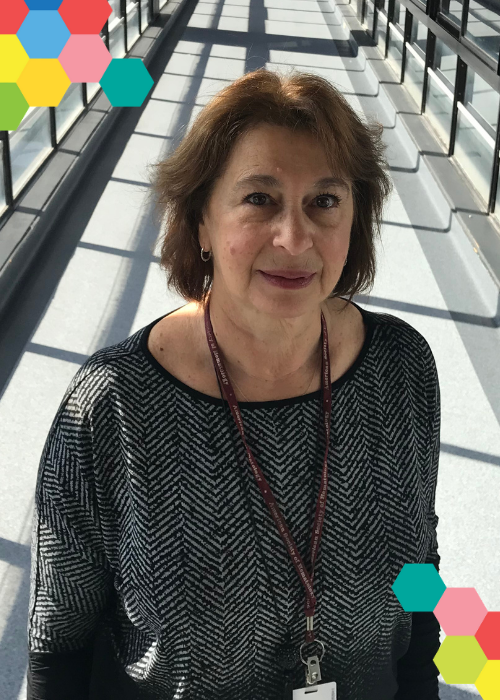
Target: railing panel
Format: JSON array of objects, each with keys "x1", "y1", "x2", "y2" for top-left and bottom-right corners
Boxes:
[
  {"x1": 9, "y1": 108, "x2": 52, "y2": 198},
  {"x1": 55, "y1": 83, "x2": 84, "y2": 143},
  {"x1": 454, "y1": 103, "x2": 495, "y2": 203}
]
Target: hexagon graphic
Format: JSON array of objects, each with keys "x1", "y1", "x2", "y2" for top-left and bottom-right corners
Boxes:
[
  {"x1": 17, "y1": 11, "x2": 71, "y2": 59},
  {"x1": 100, "y1": 59, "x2": 154, "y2": 107},
  {"x1": 58, "y1": 35, "x2": 111, "y2": 83},
  {"x1": 58, "y1": 0, "x2": 112, "y2": 35},
  {"x1": 434, "y1": 636, "x2": 487, "y2": 685},
  {"x1": 0, "y1": 84, "x2": 29, "y2": 130},
  {"x1": 475, "y1": 660, "x2": 500, "y2": 700},
  {"x1": 0, "y1": 0, "x2": 29, "y2": 34},
  {"x1": 434, "y1": 588, "x2": 488, "y2": 636},
  {"x1": 0, "y1": 36, "x2": 30, "y2": 82},
  {"x1": 476, "y1": 612, "x2": 500, "y2": 660},
  {"x1": 26, "y1": 0, "x2": 63, "y2": 8},
  {"x1": 17, "y1": 59, "x2": 70, "y2": 106},
  {"x1": 391, "y1": 563, "x2": 446, "y2": 612}
]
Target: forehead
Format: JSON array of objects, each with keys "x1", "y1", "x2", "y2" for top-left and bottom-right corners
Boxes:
[{"x1": 225, "y1": 125, "x2": 351, "y2": 193}]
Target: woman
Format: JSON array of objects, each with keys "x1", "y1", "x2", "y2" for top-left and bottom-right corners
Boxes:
[{"x1": 27, "y1": 68, "x2": 441, "y2": 700}]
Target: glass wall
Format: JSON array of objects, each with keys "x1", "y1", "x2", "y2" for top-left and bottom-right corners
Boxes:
[
  {"x1": 410, "y1": 16, "x2": 427, "y2": 55},
  {"x1": 425, "y1": 68, "x2": 455, "y2": 148},
  {"x1": 0, "y1": 141, "x2": 5, "y2": 214},
  {"x1": 387, "y1": 24, "x2": 404, "y2": 79},
  {"x1": 465, "y1": 0, "x2": 500, "y2": 62},
  {"x1": 0, "y1": 0, "x2": 161, "y2": 221},
  {"x1": 9, "y1": 108, "x2": 52, "y2": 197},
  {"x1": 434, "y1": 35, "x2": 458, "y2": 88},
  {"x1": 394, "y1": 0, "x2": 406, "y2": 29},
  {"x1": 363, "y1": 0, "x2": 376, "y2": 35},
  {"x1": 351, "y1": 0, "x2": 500, "y2": 220},
  {"x1": 464, "y1": 68, "x2": 499, "y2": 131},
  {"x1": 440, "y1": 0, "x2": 463, "y2": 27},
  {"x1": 127, "y1": 1, "x2": 141, "y2": 48},
  {"x1": 405, "y1": 46, "x2": 426, "y2": 107},
  {"x1": 454, "y1": 103, "x2": 496, "y2": 202},
  {"x1": 56, "y1": 84, "x2": 84, "y2": 142}
]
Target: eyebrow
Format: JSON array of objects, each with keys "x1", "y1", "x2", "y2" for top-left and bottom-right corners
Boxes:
[{"x1": 233, "y1": 174, "x2": 351, "y2": 193}]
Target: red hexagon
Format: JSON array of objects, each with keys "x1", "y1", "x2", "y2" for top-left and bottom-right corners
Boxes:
[
  {"x1": 0, "y1": 0, "x2": 29, "y2": 33},
  {"x1": 475, "y1": 612, "x2": 500, "y2": 660},
  {"x1": 58, "y1": 0, "x2": 112, "y2": 34}
]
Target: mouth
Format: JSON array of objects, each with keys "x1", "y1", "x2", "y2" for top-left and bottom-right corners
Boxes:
[{"x1": 259, "y1": 270, "x2": 314, "y2": 279}]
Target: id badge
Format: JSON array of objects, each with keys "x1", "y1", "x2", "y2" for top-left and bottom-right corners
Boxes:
[{"x1": 293, "y1": 681, "x2": 337, "y2": 699}]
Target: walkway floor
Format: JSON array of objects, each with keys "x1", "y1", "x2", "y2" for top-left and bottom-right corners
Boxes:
[{"x1": 0, "y1": 0, "x2": 499, "y2": 698}]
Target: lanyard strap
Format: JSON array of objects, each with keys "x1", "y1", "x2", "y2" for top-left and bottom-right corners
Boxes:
[{"x1": 203, "y1": 296, "x2": 333, "y2": 644}]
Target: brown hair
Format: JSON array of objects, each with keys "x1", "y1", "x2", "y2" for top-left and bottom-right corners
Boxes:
[{"x1": 149, "y1": 67, "x2": 392, "y2": 306}]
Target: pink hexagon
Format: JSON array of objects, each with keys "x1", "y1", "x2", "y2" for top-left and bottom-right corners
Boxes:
[
  {"x1": 434, "y1": 588, "x2": 488, "y2": 636},
  {"x1": 58, "y1": 35, "x2": 111, "y2": 83}
]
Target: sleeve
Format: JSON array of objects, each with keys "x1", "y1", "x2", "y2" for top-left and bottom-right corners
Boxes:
[
  {"x1": 26, "y1": 374, "x2": 114, "y2": 699},
  {"x1": 395, "y1": 344, "x2": 442, "y2": 699}
]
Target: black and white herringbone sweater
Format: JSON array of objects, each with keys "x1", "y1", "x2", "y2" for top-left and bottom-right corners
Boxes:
[{"x1": 27, "y1": 300, "x2": 441, "y2": 700}]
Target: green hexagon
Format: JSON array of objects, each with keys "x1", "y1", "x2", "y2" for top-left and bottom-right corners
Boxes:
[
  {"x1": 99, "y1": 58, "x2": 154, "y2": 107},
  {"x1": 0, "y1": 84, "x2": 29, "y2": 130},
  {"x1": 392, "y1": 563, "x2": 446, "y2": 611},
  {"x1": 434, "y1": 636, "x2": 487, "y2": 684}
]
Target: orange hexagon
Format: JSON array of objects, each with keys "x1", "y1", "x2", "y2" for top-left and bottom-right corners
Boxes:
[
  {"x1": 58, "y1": 0, "x2": 112, "y2": 34},
  {"x1": 17, "y1": 59, "x2": 71, "y2": 106}
]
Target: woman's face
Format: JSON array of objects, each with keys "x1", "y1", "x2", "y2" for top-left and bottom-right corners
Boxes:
[{"x1": 198, "y1": 123, "x2": 354, "y2": 316}]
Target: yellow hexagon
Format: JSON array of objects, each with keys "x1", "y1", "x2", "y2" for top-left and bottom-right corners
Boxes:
[
  {"x1": 475, "y1": 660, "x2": 500, "y2": 700},
  {"x1": 17, "y1": 59, "x2": 70, "y2": 107},
  {"x1": 0, "y1": 35, "x2": 29, "y2": 82}
]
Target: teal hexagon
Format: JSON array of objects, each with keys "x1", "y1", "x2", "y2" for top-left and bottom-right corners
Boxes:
[
  {"x1": 99, "y1": 58, "x2": 154, "y2": 107},
  {"x1": 392, "y1": 563, "x2": 446, "y2": 611},
  {"x1": 0, "y1": 84, "x2": 29, "y2": 130}
]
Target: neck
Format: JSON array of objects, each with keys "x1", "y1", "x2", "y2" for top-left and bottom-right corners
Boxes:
[{"x1": 201, "y1": 291, "x2": 332, "y2": 386}]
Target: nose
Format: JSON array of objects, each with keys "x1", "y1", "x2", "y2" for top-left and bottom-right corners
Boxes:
[{"x1": 271, "y1": 209, "x2": 315, "y2": 255}]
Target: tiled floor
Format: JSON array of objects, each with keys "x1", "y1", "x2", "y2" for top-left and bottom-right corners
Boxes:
[{"x1": 0, "y1": 0, "x2": 499, "y2": 697}]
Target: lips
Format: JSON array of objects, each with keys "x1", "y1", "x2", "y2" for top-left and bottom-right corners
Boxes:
[{"x1": 260, "y1": 270, "x2": 313, "y2": 279}]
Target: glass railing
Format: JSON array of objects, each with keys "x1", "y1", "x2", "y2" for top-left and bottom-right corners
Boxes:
[
  {"x1": 9, "y1": 107, "x2": 52, "y2": 198},
  {"x1": 55, "y1": 83, "x2": 84, "y2": 142},
  {"x1": 405, "y1": 42, "x2": 426, "y2": 109},
  {"x1": 387, "y1": 23, "x2": 404, "y2": 80},
  {"x1": 425, "y1": 68, "x2": 454, "y2": 149},
  {"x1": 352, "y1": 0, "x2": 500, "y2": 219},
  {"x1": 0, "y1": 0, "x2": 161, "y2": 222},
  {"x1": 454, "y1": 101, "x2": 496, "y2": 203}
]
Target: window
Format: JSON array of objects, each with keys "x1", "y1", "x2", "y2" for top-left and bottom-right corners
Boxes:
[
  {"x1": 439, "y1": 0, "x2": 463, "y2": 26},
  {"x1": 465, "y1": 0, "x2": 500, "y2": 62}
]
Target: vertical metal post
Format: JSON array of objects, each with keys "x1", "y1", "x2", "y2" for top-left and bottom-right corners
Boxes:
[
  {"x1": 460, "y1": 0, "x2": 469, "y2": 36},
  {"x1": 121, "y1": 0, "x2": 128, "y2": 54},
  {"x1": 82, "y1": 83, "x2": 88, "y2": 108},
  {"x1": 488, "y1": 99, "x2": 500, "y2": 212},
  {"x1": 401, "y1": 10, "x2": 412, "y2": 84},
  {"x1": 386, "y1": 0, "x2": 395, "y2": 58},
  {"x1": 49, "y1": 107, "x2": 57, "y2": 149},
  {"x1": 1, "y1": 132, "x2": 14, "y2": 208},
  {"x1": 138, "y1": 0, "x2": 142, "y2": 34},
  {"x1": 372, "y1": 0, "x2": 379, "y2": 41},
  {"x1": 421, "y1": 30, "x2": 436, "y2": 113},
  {"x1": 104, "y1": 20, "x2": 110, "y2": 50},
  {"x1": 448, "y1": 56, "x2": 467, "y2": 157}
]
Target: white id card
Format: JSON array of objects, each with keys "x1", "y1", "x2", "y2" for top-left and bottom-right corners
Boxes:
[{"x1": 293, "y1": 681, "x2": 337, "y2": 699}]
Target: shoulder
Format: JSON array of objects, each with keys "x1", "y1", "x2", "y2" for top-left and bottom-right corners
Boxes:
[
  {"x1": 360, "y1": 305, "x2": 438, "y2": 380},
  {"x1": 56, "y1": 325, "x2": 149, "y2": 424}
]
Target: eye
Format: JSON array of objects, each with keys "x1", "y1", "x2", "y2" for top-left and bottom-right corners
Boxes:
[{"x1": 243, "y1": 191, "x2": 342, "y2": 208}]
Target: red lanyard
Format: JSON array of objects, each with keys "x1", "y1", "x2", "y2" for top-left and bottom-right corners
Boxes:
[{"x1": 203, "y1": 296, "x2": 332, "y2": 644}]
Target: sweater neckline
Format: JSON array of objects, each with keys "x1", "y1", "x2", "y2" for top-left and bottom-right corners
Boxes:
[{"x1": 139, "y1": 298, "x2": 377, "y2": 408}]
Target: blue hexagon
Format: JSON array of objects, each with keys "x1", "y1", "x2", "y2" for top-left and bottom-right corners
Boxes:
[
  {"x1": 17, "y1": 11, "x2": 70, "y2": 59},
  {"x1": 25, "y1": 0, "x2": 62, "y2": 8},
  {"x1": 100, "y1": 58, "x2": 154, "y2": 107},
  {"x1": 392, "y1": 563, "x2": 446, "y2": 612}
]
